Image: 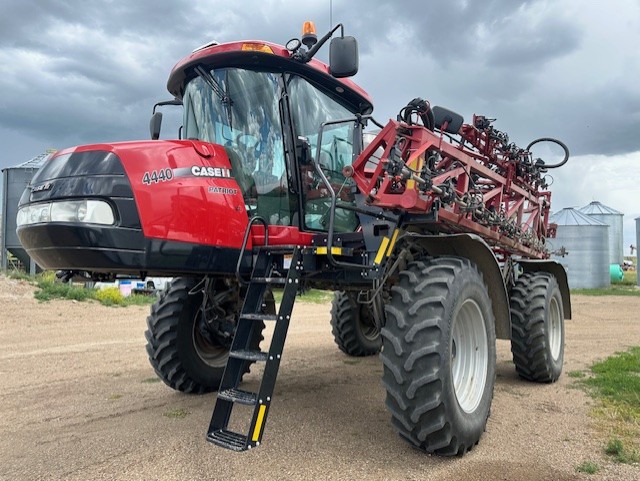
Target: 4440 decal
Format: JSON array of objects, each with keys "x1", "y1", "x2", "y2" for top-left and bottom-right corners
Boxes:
[{"x1": 142, "y1": 168, "x2": 173, "y2": 185}]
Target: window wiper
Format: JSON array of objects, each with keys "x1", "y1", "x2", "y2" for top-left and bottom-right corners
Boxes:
[{"x1": 194, "y1": 65, "x2": 233, "y2": 127}]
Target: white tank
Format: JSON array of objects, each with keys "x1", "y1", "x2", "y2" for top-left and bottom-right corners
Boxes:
[
  {"x1": 547, "y1": 208, "x2": 610, "y2": 289},
  {"x1": 578, "y1": 201, "x2": 624, "y2": 264}
]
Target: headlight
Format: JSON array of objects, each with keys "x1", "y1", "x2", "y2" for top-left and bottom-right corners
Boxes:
[{"x1": 17, "y1": 200, "x2": 115, "y2": 227}]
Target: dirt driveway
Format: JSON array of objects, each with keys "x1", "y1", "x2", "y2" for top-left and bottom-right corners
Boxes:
[{"x1": 1, "y1": 276, "x2": 639, "y2": 481}]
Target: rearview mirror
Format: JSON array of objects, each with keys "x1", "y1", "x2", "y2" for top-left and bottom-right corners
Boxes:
[
  {"x1": 329, "y1": 36, "x2": 358, "y2": 78},
  {"x1": 150, "y1": 112, "x2": 163, "y2": 140},
  {"x1": 150, "y1": 98, "x2": 183, "y2": 140}
]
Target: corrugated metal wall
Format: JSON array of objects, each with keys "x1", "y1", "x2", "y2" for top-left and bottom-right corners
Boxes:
[
  {"x1": 579, "y1": 201, "x2": 624, "y2": 264},
  {"x1": 548, "y1": 209, "x2": 610, "y2": 289}
]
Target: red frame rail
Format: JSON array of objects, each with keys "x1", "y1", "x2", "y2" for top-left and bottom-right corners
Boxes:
[{"x1": 349, "y1": 119, "x2": 554, "y2": 259}]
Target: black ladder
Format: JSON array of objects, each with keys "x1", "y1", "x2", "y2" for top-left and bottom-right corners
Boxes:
[{"x1": 206, "y1": 246, "x2": 301, "y2": 451}]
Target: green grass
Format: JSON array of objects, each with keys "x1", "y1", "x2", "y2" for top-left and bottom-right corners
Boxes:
[
  {"x1": 27, "y1": 271, "x2": 156, "y2": 307},
  {"x1": 272, "y1": 288, "x2": 334, "y2": 304},
  {"x1": 575, "y1": 461, "x2": 600, "y2": 474},
  {"x1": 585, "y1": 347, "x2": 640, "y2": 406},
  {"x1": 297, "y1": 289, "x2": 334, "y2": 304},
  {"x1": 580, "y1": 347, "x2": 640, "y2": 464},
  {"x1": 122, "y1": 293, "x2": 158, "y2": 306},
  {"x1": 164, "y1": 408, "x2": 190, "y2": 419},
  {"x1": 343, "y1": 359, "x2": 361, "y2": 365},
  {"x1": 604, "y1": 437, "x2": 640, "y2": 464},
  {"x1": 7, "y1": 269, "x2": 32, "y2": 281},
  {"x1": 35, "y1": 276, "x2": 95, "y2": 302},
  {"x1": 572, "y1": 286, "x2": 639, "y2": 297},
  {"x1": 141, "y1": 377, "x2": 161, "y2": 384},
  {"x1": 621, "y1": 270, "x2": 637, "y2": 286},
  {"x1": 568, "y1": 370, "x2": 586, "y2": 378}
]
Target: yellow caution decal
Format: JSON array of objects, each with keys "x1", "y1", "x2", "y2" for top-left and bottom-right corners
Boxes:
[
  {"x1": 386, "y1": 229, "x2": 400, "y2": 257},
  {"x1": 315, "y1": 246, "x2": 343, "y2": 255},
  {"x1": 374, "y1": 237, "x2": 390, "y2": 265},
  {"x1": 252, "y1": 405, "x2": 268, "y2": 442}
]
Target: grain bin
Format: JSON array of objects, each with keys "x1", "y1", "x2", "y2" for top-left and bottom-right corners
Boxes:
[
  {"x1": 547, "y1": 208, "x2": 610, "y2": 289},
  {"x1": 578, "y1": 200, "x2": 623, "y2": 264}
]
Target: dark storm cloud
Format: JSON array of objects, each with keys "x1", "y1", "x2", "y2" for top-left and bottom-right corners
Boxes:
[
  {"x1": 338, "y1": 1, "x2": 638, "y2": 159},
  {"x1": 328, "y1": 0, "x2": 591, "y2": 157},
  {"x1": 555, "y1": 85, "x2": 640, "y2": 156},
  {"x1": 0, "y1": 0, "x2": 192, "y2": 45},
  {"x1": 333, "y1": 0, "x2": 577, "y2": 67},
  {"x1": 484, "y1": 16, "x2": 582, "y2": 68},
  {"x1": 0, "y1": 0, "x2": 336, "y2": 163},
  {"x1": 0, "y1": 1, "x2": 214, "y2": 157},
  {"x1": 0, "y1": 0, "x2": 639, "y2": 168}
]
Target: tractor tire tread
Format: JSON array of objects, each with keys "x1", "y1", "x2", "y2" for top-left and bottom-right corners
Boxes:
[
  {"x1": 380, "y1": 257, "x2": 496, "y2": 456},
  {"x1": 330, "y1": 291, "x2": 381, "y2": 356},
  {"x1": 145, "y1": 278, "x2": 208, "y2": 394},
  {"x1": 510, "y1": 272, "x2": 562, "y2": 382}
]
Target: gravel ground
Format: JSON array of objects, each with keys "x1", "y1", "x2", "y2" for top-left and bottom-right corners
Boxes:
[{"x1": 1, "y1": 276, "x2": 639, "y2": 481}]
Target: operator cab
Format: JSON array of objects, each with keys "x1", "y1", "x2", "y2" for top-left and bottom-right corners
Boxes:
[
  {"x1": 167, "y1": 27, "x2": 374, "y2": 235},
  {"x1": 181, "y1": 67, "x2": 362, "y2": 232}
]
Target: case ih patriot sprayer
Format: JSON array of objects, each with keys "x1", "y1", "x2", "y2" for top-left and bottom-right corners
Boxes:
[{"x1": 17, "y1": 22, "x2": 570, "y2": 455}]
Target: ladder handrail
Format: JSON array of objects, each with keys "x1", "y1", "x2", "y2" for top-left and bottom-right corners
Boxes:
[
  {"x1": 235, "y1": 215, "x2": 269, "y2": 285},
  {"x1": 311, "y1": 129, "x2": 379, "y2": 271}
]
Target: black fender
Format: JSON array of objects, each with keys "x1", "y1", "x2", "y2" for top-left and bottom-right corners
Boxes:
[
  {"x1": 409, "y1": 233, "x2": 511, "y2": 340},
  {"x1": 517, "y1": 260, "x2": 572, "y2": 319}
]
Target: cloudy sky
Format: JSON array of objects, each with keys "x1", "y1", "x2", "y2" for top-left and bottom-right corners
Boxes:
[{"x1": 1, "y1": 0, "x2": 639, "y2": 253}]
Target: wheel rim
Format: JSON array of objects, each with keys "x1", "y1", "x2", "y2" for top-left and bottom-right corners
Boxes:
[
  {"x1": 548, "y1": 296, "x2": 562, "y2": 361},
  {"x1": 451, "y1": 299, "x2": 488, "y2": 414},
  {"x1": 192, "y1": 312, "x2": 229, "y2": 368},
  {"x1": 358, "y1": 305, "x2": 379, "y2": 341}
]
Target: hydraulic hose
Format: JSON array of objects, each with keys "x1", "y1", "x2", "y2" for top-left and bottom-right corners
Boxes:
[{"x1": 526, "y1": 138, "x2": 570, "y2": 169}]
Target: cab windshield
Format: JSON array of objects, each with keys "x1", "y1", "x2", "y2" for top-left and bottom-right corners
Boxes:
[{"x1": 182, "y1": 67, "x2": 360, "y2": 232}]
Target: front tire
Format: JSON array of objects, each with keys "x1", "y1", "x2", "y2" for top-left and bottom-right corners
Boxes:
[
  {"x1": 510, "y1": 272, "x2": 564, "y2": 382},
  {"x1": 330, "y1": 291, "x2": 382, "y2": 356},
  {"x1": 380, "y1": 257, "x2": 496, "y2": 456},
  {"x1": 145, "y1": 277, "x2": 271, "y2": 394}
]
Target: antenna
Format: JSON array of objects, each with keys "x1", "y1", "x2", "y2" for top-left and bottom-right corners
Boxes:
[{"x1": 330, "y1": 0, "x2": 333, "y2": 28}]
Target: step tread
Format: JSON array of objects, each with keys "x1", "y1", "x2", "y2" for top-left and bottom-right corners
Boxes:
[
  {"x1": 230, "y1": 349, "x2": 269, "y2": 362},
  {"x1": 240, "y1": 313, "x2": 278, "y2": 322},
  {"x1": 206, "y1": 429, "x2": 248, "y2": 451},
  {"x1": 217, "y1": 388, "x2": 258, "y2": 406},
  {"x1": 251, "y1": 277, "x2": 287, "y2": 285}
]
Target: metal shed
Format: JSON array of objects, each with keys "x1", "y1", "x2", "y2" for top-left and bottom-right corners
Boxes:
[
  {"x1": 547, "y1": 208, "x2": 610, "y2": 289},
  {"x1": 1, "y1": 152, "x2": 51, "y2": 273},
  {"x1": 578, "y1": 200, "x2": 624, "y2": 265}
]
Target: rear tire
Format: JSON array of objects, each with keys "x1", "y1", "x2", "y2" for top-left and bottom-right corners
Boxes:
[
  {"x1": 330, "y1": 291, "x2": 382, "y2": 356},
  {"x1": 510, "y1": 272, "x2": 564, "y2": 382},
  {"x1": 145, "y1": 277, "x2": 272, "y2": 394},
  {"x1": 381, "y1": 257, "x2": 496, "y2": 456}
]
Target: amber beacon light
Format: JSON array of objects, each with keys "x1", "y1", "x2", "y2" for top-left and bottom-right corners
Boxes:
[{"x1": 301, "y1": 21, "x2": 317, "y2": 48}]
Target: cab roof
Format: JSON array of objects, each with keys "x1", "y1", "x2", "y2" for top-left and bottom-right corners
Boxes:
[{"x1": 166, "y1": 40, "x2": 374, "y2": 115}]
